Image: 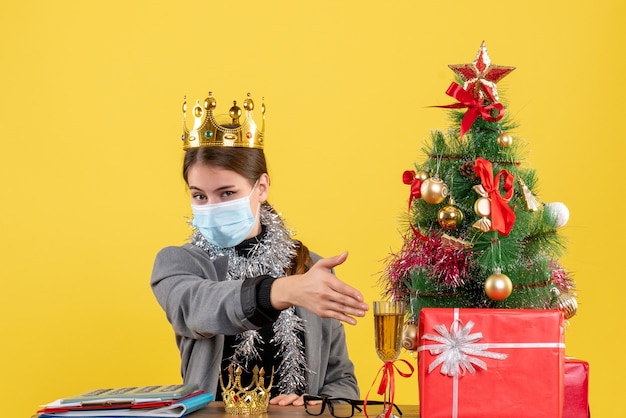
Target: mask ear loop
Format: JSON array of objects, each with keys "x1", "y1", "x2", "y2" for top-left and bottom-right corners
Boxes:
[
  {"x1": 249, "y1": 179, "x2": 262, "y2": 219},
  {"x1": 248, "y1": 179, "x2": 260, "y2": 196}
]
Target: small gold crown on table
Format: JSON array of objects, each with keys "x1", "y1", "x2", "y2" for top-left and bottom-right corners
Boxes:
[{"x1": 219, "y1": 365, "x2": 274, "y2": 414}]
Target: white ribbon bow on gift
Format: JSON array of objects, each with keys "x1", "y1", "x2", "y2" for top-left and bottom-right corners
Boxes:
[{"x1": 420, "y1": 319, "x2": 508, "y2": 376}]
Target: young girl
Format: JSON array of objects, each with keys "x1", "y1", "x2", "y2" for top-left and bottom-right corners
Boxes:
[{"x1": 150, "y1": 93, "x2": 368, "y2": 407}]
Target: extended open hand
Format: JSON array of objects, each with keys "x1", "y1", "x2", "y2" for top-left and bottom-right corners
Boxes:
[{"x1": 270, "y1": 252, "x2": 369, "y2": 325}]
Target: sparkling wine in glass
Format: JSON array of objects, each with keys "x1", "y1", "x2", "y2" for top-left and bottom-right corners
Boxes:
[{"x1": 373, "y1": 301, "x2": 404, "y2": 418}]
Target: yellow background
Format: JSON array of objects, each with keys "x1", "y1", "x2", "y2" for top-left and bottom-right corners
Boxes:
[{"x1": 1, "y1": 1, "x2": 622, "y2": 417}]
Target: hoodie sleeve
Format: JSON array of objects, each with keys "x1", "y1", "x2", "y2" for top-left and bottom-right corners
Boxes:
[{"x1": 150, "y1": 245, "x2": 281, "y2": 338}]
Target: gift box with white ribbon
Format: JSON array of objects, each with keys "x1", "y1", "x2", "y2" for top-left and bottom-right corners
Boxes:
[{"x1": 417, "y1": 308, "x2": 565, "y2": 418}]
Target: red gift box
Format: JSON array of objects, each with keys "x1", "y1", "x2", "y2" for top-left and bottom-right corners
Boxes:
[
  {"x1": 563, "y1": 357, "x2": 590, "y2": 418},
  {"x1": 417, "y1": 308, "x2": 565, "y2": 418}
]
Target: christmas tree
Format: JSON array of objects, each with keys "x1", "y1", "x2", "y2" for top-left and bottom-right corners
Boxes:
[{"x1": 382, "y1": 42, "x2": 577, "y2": 335}]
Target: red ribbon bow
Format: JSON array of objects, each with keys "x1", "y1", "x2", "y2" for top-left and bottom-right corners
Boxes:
[
  {"x1": 364, "y1": 359, "x2": 414, "y2": 418},
  {"x1": 435, "y1": 82, "x2": 505, "y2": 140},
  {"x1": 402, "y1": 170, "x2": 422, "y2": 200},
  {"x1": 474, "y1": 157, "x2": 516, "y2": 236},
  {"x1": 402, "y1": 171, "x2": 429, "y2": 241}
]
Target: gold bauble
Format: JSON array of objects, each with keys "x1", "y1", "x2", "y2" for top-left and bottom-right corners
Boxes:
[
  {"x1": 438, "y1": 205, "x2": 464, "y2": 230},
  {"x1": 556, "y1": 292, "x2": 578, "y2": 319},
  {"x1": 420, "y1": 177, "x2": 449, "y2": 204},
  {"x1": 415, "y1": 170, "x2": 430, "y2": 182},
  {"x1": 401, "y1": 320, "x2": 419, "y2": 351},
  {"x1": 497, "y1": 133, "x2": 513, "y2": 148},
  {"x1": 484, "y1": 272, "x2": 513, "y2": 300}
]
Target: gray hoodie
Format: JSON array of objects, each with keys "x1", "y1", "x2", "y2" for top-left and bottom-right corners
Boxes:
[{"x1": 150, "y1": 243, "x2": 359, "y2": 398}]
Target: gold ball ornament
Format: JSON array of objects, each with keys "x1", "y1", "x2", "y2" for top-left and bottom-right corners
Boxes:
[
  {"x1": 438, "y1": 205, "x2": 464, "y2": 230},
  {"x1": 415, "y1": 170, "x2": 430, "y2": 182},
  {"x1": 420, "y1": 177, "x2": 449, "y2": 205},
  {"x1": 497, "y1": 133, "x2": 513, "y2": 148},
  {"x1": 484, "y1": 272, "x2": 513, "y2": 301},
  {"x1": 556, "y1": 292, "x2": 578, "y2": 319},
  {"x1": 401, "y1": 320, "x2": 419, "y2": 351}
]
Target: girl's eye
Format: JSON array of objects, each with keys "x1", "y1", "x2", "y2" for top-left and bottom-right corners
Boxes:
[
  {"x1": 221, "y1": 190, "x2": 236, "y2": 198},
  {"x1": 192, "y1": 193, "x2": 207, "y2": 201}
]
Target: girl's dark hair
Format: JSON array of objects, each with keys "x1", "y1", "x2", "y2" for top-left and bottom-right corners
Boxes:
[
  {"x1": 183, "y1": 147, "x2": 267, "y2": 186},
  {"x1": 183, "y1": 146, "x2": 313, "y2": 275}
]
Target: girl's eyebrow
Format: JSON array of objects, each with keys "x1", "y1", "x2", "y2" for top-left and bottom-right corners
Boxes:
[{"x1": 189, "y1": 184, "x2": 236, "y2": 193}]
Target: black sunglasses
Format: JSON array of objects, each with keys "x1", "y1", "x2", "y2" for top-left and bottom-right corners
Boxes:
[{"x1": 303, "y1": 395, "x2": 403, "y2": 418}]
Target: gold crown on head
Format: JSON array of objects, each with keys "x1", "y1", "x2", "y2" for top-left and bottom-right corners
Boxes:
[
  {"x1": 181, "y1": 92, "x2": 265, "y2": 150},
  {"x1": 219, "y1": 365, "x2": 273, "y2": 414}
]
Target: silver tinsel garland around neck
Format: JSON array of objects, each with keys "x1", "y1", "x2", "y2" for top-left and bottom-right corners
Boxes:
[{"x1": 190, "y1": 203, "x2": 311, "y2": 395}]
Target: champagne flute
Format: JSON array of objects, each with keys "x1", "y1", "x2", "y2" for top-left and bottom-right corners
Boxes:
[{"x1": 373, "y1": 301, "x2": 405, "y2": 418}]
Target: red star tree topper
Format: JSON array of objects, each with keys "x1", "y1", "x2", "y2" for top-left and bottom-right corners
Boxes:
[{"x1": 448, "y1": 41, "x2": 515, "y2": 103}]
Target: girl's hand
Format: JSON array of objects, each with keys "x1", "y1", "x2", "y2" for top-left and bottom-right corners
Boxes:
[
  {"x1": 270, "y1": 252, "x2": 369, "y2": 325},
  {"x1": 269, "y1": 393, "x2": 306, "y2": 406}
]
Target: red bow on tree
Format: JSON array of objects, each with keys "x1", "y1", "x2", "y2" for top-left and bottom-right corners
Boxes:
[
  {"x1": 474, "y1": 157, "x2": 516, "y2": 236},
  {"x1": 435, "y1": 82, "x2": 505, "y2": 140},
  {"x1": 402, "y1": 170, "x2": 429, "y2": 241}
]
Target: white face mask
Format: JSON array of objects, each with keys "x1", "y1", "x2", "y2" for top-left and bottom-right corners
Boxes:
[{"x1": 191, "y1": 181, "x2": 260, "y2": 248}]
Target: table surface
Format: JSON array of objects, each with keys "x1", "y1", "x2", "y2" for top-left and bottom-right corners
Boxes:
[{"x1": 189, "y1": 401, "x2": 420, "y2": 417}]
